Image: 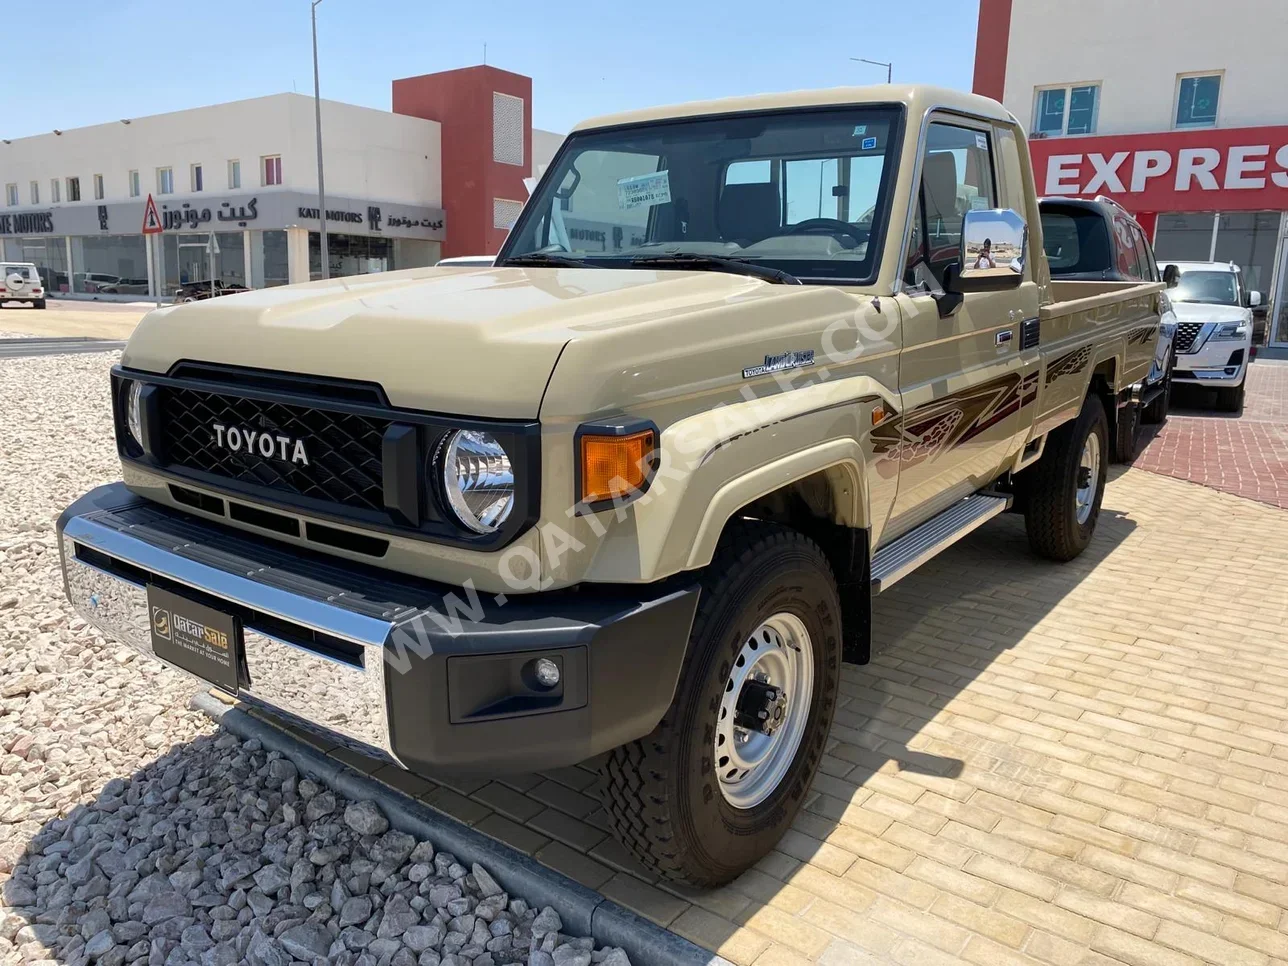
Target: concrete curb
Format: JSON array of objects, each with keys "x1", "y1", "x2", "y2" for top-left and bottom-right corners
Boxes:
[{"x1": 199, "y1": 699, "x2": 732, "y2": 966}]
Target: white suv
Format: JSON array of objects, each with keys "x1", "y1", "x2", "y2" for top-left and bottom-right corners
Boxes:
[
  {"x1": 1162, "y1": 260, "x2": 1257, "y2": 412},
  {"x1": 0, "y1": 262, "x2": 47, "y2": 309}
]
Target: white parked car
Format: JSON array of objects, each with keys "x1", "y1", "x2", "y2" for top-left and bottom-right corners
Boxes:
[
  {"x1": 1162, "y1": 260, "x2": 1257, "y2": 412},
  {"x1": 0, "y1": 262, "x2": 47, "y2": 309},
  {"x1": 437, "y1": 255, "x2": 494, "y2": 267}
]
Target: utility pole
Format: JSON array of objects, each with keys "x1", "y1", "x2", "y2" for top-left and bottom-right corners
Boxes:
[
  {"x1": 850, "y1": 57, "x2": 893, "y2": 83},
  {"x1": 312, "y1": 0, "x2": 329, "y2": 279}
]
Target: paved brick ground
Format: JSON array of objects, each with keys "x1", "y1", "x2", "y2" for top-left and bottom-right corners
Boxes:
[
  {"x1": 1134, "y1": 361, "x2": 1288, "y2": 509},
  {"x1": 258, "y1": 466, "x2": 1288, "y2": 966}
]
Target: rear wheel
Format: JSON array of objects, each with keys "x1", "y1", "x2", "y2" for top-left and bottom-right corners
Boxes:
[
  {"x1": 34, "y1": 299, "x2": 46, "y2": 310},
  {"x1": 1216, "y1": 383, "x2": 1245, "y2": 413},
  {"x1": 597, "y1": 522, "x2": 841, "y2": 887},
  {"x1": 1022, "y1": 394, "x2": 1108, "y2": 562}
]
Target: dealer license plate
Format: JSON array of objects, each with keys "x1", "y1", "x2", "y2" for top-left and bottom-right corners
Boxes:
[{"x1": 147, "y1": 585, "x2": 241, "y2": 694}]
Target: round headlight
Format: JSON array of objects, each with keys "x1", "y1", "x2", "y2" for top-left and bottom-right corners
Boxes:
[
  {"x1": 126, "y1": 381, "x2": 144, "y2": 445},
  {"x1": 440, "y1": 430, "x2": 515, "y2": 534}
]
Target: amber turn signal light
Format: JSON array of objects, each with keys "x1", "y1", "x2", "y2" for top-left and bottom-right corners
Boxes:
[{"x1": 579, "y1": 429, "x2": 656, "y2": 506}]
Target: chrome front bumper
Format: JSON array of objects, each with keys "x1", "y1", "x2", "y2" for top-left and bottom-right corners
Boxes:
[
  {"x1": 58, "y1": 483, "x2": 699, "y2": 775},
  {"x1": 62, "y1": 495, "x2": 399, "y2": 761}
]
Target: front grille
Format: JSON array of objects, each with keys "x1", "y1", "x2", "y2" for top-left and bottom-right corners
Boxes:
[
  {"x1": 160, "y1": 386, "x2": 390, "y2": 513},
  {"x1": 1174, "y1": 322, "x2": 1204, "y2": 353}
]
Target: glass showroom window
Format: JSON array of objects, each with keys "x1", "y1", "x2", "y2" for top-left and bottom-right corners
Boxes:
[
  {"x1": 4, "y1": 184, "x2": 16, "y2": 207},
  {"x1": 29, "y1": 181, "x2": 39, "y2": 204},
  {"x1": 228, "y1": 159, "x2": 241, "y2": 189},
  {"x1": 94, "y1": 174, "x2": 104, "y2": 200},
  {"x1": 128, "y1": 170, "x2": 140, "y2": 198},
  {"x1": 157, "y1": 167, "x2": 174, "y2": 195},
  {"x1": 71, "y1": 235, "x2": 149, "y2": 295},
  {"x1": 66, "y1": 177, "x2": 81, "y2": 202},
  {"x1": 1033, "y1": 85, "x2": 1099, "y2": 137},
  {"x1": 1176, "y1": 74, "x2": 1221, "y2": 128},
  {"x1": 262, "y1": 156, "x2": 282, "y2": 186}
]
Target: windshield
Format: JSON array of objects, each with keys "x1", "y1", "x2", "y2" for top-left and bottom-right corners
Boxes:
[
  {"x1": 499, "y1": 106, "x2": 902, "y2": 283},
  {"x1": 1173, "y1": 270, "x2": 1238, "y2": 305}
]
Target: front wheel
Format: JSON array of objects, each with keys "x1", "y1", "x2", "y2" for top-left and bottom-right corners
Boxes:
[
  {"x1": 1112, "y1": 399, "x2": 1140, "y2": 463},
  {"x1": 1216, "y1": 383, "x2": 1245, "y2": 413},
  {"x1": 1022, "y1": 393, "x2": 1108, "y2": 561},
  {"x1": 597, "y1": 522, "x2": 841, "y2": 887},
  {"x1": 1141, "y1": 370, "x2": 1171, "y2": 424}
]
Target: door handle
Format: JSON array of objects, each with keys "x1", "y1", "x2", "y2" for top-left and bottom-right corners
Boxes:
[{"x1": 996, "y1": 330, "x2": 1014, "y2": 345}]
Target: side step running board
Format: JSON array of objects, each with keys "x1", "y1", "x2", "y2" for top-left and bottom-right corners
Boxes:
[{"x1": 871, "y1": 493, "x2": 1012, "y2": 593}]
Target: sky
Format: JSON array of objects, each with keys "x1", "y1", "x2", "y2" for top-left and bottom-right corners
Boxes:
[{"x1": 6, "y1": 0, "x2": 981, "y2": 140}]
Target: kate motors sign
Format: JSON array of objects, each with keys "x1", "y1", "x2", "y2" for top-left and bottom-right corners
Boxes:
[{"x1": 1029, "y1": 125, "x2": 1288, "y2": 212}]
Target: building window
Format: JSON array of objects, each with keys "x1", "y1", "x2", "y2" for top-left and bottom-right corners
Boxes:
[
  {"x1": 4, "y1": 184, "x2": 15, "y2": 207},
  {"x1": 191, "y1": 164, "x2": 203, "y2": 192},
  {"x1": 493, "y1": 92, "x2": 525, "y2": 166},
  {"x1": 1176, "y1": 73, "x2": 1221, "y2": 128},
  {"x1": 128, "y1": 170, "x2": 140, "y2": 198},
  {"x1": 29, "y1": 181, "x2": 39, "y2": 204},
  {"x1": 66, "y1": 177, "x2": 81, "y2": 202},
  {"x1": 51, "y1": 179, "x2": 61, "y2": 203},
  {"x1": 228, "y1": 159, "x2": 241, "y2": 189},
  {"x1": 1033, "y1": 84, "x2": 1099, "y2": 137},
  {"x1": 493, "y1": 198, "x2": 524, "y2": 230},
  {"x1": 157, "y1": 167, "x2": 174, "y2": 194},
  {"x1": 93, "y1": 174, "x2": 104, "y2": 200},
  {"x1": 262, "y1": 155, "x2": 282, "y2": 186}
]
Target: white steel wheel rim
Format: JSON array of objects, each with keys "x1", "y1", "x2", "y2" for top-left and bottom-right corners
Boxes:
[
  {"x1": 715, "y1": 613, "x2": 814, "y2": 810},
  {"x1": 1076, "y1": 432, "x2": 1100, "y2": 525}
]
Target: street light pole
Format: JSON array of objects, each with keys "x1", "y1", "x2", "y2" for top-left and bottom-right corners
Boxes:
[
  {"x1": 311, "y1": 0, "x2": 328, "y2": 280},
  {"x1": 850, "y1": 57, "x2": 893, "y2": 83}
]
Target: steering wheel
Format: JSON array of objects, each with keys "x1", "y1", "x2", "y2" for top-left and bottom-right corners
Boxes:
[{"x1": 783, "y1": 218, "x2": 868, "y2": 249}]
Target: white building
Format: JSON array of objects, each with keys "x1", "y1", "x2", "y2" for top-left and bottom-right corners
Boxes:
[
  {"x1": 1, "y1": 65, "x2": 561, "y2": 299},
  {"x1": 974, "y1": 0, "x2": 1288, "y2": 346}
]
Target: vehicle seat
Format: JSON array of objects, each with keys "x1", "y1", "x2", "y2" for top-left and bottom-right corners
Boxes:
[
  {"x1": 921, "y1": 152, "x2": 961, "y2": 283},
  {"x1": 718, "y1": 182, "x2": 782, "y2": 247}
]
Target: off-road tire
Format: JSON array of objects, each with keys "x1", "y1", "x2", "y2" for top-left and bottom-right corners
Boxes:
[
  {"x1": 1112, "y1": 399, "x2": 1139, "y2": 463},
  {"x1": 34, "y1": 299, "x2": 46, "y2": 310},
  {"x1": 1216, "y1": 383, "x2": 1245, "y2": 413},
  {"x1": 1141, "y1": 370, "x2": 1171, "y2": 424},
  {"x1": 596, "y1": 521, "x2": 842, "y2": 887},
  {"x1": 1022, "y1": 393, "x2": 1108, "y2": 562}
]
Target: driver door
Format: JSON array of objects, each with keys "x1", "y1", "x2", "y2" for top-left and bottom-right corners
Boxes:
[{"x1": 887, "y1": 117, "x2": 1029, "y2": 533}]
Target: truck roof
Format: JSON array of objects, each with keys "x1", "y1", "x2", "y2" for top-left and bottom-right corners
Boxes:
[{"x1": 572, "y1": 84, "x2": 1014, "y2": 133}]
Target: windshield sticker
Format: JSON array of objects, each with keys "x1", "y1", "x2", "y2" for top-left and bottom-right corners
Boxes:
[
  {"x1": 617, "y1": 171, "x2": 672, "y2": 210},
  {"x1": 861, "y1": 136, "x2": 878, "y2": 151},
  {"x1": 852, "y1": 124, "x2": 868, "y2": 136},
  {"x1": 975, "y1": 133, "x2": 988, "y2": 150}
]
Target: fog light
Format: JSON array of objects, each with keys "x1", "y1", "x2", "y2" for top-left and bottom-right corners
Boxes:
[{"x1": 533, "y1": 657, "x2": 561, "y2": 688}]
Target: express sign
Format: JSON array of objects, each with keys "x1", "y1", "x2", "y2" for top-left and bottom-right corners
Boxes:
[{"x1": 1028, "y1": 125, "x2": 1288, "y2": 212}]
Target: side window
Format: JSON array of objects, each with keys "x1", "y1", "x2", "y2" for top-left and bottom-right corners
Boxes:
[
  {"x1": 1131, "y1": 227, "x2": 1156, "y2": 281},
  {"x1": 1114, "y1": 214, "x2": 1143, "y2": 279},
  {"x1": 906, "y1": 121, "x2": 997, "y2": 287}
]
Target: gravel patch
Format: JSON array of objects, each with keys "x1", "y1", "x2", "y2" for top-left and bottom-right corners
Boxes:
[{"x1": 0, "y1": 353, "x2": 631, "y2": 966}]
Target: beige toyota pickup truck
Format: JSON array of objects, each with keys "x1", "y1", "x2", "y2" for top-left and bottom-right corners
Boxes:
[{"x1": 58, "y1": 85, "x2": 1162, "y2": 887}]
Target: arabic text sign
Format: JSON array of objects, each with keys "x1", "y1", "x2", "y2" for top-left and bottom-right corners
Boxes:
[{"x1": 617, "y1": 171, "x2": 672, "y2": 211}]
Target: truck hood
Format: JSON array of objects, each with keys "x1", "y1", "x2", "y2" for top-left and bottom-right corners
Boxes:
[
  {"x1": 1168, "y1": 300, "x2": 1250, "y2": 326},
  {"x1": 122, "y1": 265, "x2": 825, "y2": 419}
]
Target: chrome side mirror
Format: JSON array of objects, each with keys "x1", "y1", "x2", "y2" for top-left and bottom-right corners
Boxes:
[{"x1": 959, "y1": 208, "x2": 1027, "y2": 285}]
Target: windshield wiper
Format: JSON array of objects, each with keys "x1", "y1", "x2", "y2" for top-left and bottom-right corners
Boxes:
[
  {"x1": 627, "y1": 252, "x2": 801, "y2": 285},
  {"x1": 498, "y1": 252, "x2": 594, "y2": 268}
]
